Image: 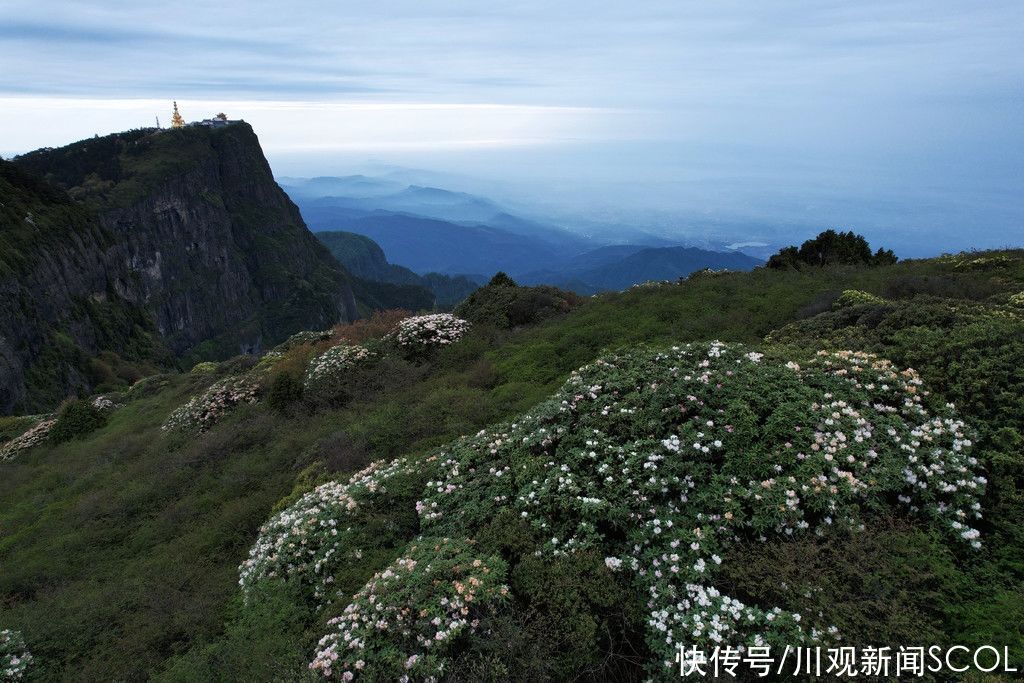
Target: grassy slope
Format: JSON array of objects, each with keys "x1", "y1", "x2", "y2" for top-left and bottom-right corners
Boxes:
[{"x1": 1, "y1": 252, "x2": 1022, "y2": 679}]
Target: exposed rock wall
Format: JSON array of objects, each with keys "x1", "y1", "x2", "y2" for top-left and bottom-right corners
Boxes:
[{"x1": 1, "y1": 123, "x2": 357, "y2": 413}]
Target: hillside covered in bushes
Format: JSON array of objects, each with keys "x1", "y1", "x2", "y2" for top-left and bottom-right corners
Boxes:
[{"x1": 1, "y1": 248, "x2": 1023, "y2": 680}]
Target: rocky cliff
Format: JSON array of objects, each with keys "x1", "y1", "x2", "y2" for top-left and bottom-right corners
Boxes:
[{"x1": 1, "y1": 123, "x2": 357, "y2": 413}]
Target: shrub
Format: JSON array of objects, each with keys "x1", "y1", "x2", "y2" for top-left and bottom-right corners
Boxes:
[
  {"x1": 503, "y1": 550, "x2": 644, "y2": 679},
  {"x1": 455, "y1": 275, "x2": 582, "y2": 328},
  {"x1": 190, "y1": 361, "x2": 218, "y2": 374},
  {"x1": 248, "y1": 342, "x2": 983, "y2": 679},
  {"x1": 392, "y1": 314, "x2": 471, "y2": 355},
  {"x1": 266, "y1": 371, "x2": 304, "y2": 413},
  {"x1": 239, "y1": 479, "x2": 360, "y2": 603},
  {"x1": 251, "y1": 350, "x2": 286, "y2": 375},
  {"x1": 309, "y1": 537, "x2": 509, "y2": 681},
  {"x1": 48, "y1": 399, "x2": 107, "y2": 444},
  {"x1": 1, "y1": 629, "x2": 32, "y2": 681},
  {"x1": 239, "y1": 457, "x2": 425, "y2": 603},
  {"x1": 273, "y1": 329, "x2": 333, "y2": 352},
  {"x1": 91, "y1": 394, "x2": 118, "y2": 411},
  {"x1": 410, "y1": 343, "x2": 982, "y2": 676},
  {"x1": 767, "y1": 230, "x2": 897, "y2": 269},
  {"x1": 769, "y1": 297, "x2": 1024, "y2": 434},
  {"x1": 162, "y1": 375, "x2": 260, "y2": 432},
  {"x1": 0, "y1": 419, "x2": 56, "y2": 461},
  {"x1": 305, "y1": 344, "x2": 375, "y2": 391},
  {"x1": 718, "y1": 518, "x2": 960, "y2": 650},
  {"x1": 833, "y1": 289, "x2": 887, "y2": 309}
]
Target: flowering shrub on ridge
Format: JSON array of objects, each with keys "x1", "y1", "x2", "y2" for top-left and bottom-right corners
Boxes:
[
  {"x1": 0, "y1": 418, "x2": 55, "y2": 462},
  {"x1": 412, "y1": 342, "x2": 983, "y2": 675},
  {"x1": 392, "y1": 314, "x2": 470, "y2": 354},
  {"x1": 91, "y1": 395, "x2": 117, "y2": 411},
  {"x1": 276, "y1": 329, "x2": 333, "y2": 352},
  {"x1": 239, "y1": 458, "x2": 423, "y2": 603},
  {"x1": 162, "y1": 375, "x2": 260, "y2": 432},
  {"x1": 309, "y1": 537, "x2": 508, "y2": 682},
  {"x1": 305, "y1": 344, "x2": 374, "y2": 390},
  {"x1": 247, "y1": 341, "x2": 984, "y2": 680}
]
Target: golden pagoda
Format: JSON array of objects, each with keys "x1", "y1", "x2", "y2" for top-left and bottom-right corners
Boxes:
[{"x1": 170, "y1": 101, "x2": 185, "y2": 129}]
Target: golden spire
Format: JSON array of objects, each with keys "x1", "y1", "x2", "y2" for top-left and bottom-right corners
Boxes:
[{"x1": 170, "y1": 101, "x2": 185, "y2": 129}]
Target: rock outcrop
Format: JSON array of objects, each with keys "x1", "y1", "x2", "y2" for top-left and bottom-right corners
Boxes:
[{"x1": 1, "y1": 123, "x2": 357, "y2": 413}]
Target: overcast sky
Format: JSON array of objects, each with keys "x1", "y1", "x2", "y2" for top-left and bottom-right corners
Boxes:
[{"x1": 1, "y1": 1, "x2": 1021, "y2": 253}]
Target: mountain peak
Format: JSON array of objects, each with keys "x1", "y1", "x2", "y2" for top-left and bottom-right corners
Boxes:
[{"x1": 1, "y1": 124, "x2": 358, "y2": 413}]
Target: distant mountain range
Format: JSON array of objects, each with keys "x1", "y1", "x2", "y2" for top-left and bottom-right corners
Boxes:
[
  {"x1": 282, "y1": 176, "x2": 764, "y2": 293},
  {"x1": 315, "y1": 230, "x2": 482, "y2": 309},
  {"x1": 519, "y1": 245, "x2": 763, "y2": 293},
  {"x1": 303, "y1": 210, "x2": 569, "y2": 275},
  {"x1": 282, "y1": 176, "x2": 589, "y2": 248}
]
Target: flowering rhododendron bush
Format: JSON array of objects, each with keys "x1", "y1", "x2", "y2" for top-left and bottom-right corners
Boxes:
[
  {"x1": 245, "y1": 341, "x2": 984, "y2": 679},
  {"x1": 412, "y1": 343, "x2": 983, "y2": 675},
  {"x1": 162, "y1": 375, "x2": 260, "y2": 432},
  {"x1": 310, "y1": 537, "x2": 508, "y2": 681},
  {"x1": 1, "y1": 629, "x2": 32, "y2": 681},
  {"x1": 392, "y1": 314, "x2": 470, "y2": 354},
  {"x1": 305, "y1": 344, "x2": 375, "y2": 391},
  {"x1": 239, "y1": 457, "x2": 423, "y2": 603},
  {"x1": 0, "y1": 418, "x2": 54, "y2": 461}
]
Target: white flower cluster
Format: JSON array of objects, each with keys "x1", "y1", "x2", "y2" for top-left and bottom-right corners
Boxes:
[
  {"x1": 161, "y1": 375, "x2": 260, "y2": 432},
  {"x1": 305, "y1": 344, "x2": 373, "y2": 389},
  {"x1": 0, "y1": 418, "x2": 55, "y2": 462},
  {"x1": 393, "y1": 314, "x2": 470, "y2": 352},
  {"x1": 92, "y1": 395, "x2": 117, "y2": 411},
  {"x1": 1, "y1": 629, "x2": 32, "y2": 681},
  {"x1": 245, "y1": 341, "x2": 985, "y2": 679},
  {"x1": 239, "y1": 480, "x2": 359, "y2": 602},
  {"x1": 410, "y1": 342, "x2": 984, "y2": 674},
  {"x1": 308, "y1": 537, "x2": 508, "y2": 681},
  {"x1": 239, "y1": 457, "x2": 418, "y2": 601},
  {"x1": 647, "y1": 583, "x2": 808, "y2": 658}
]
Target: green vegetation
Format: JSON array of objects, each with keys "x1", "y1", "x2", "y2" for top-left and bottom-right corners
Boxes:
[
  {"x1": 349, "y1": 277, "x2": 434, "y2": 316},
  {"x1": 767, "y1": 229, "x2": 898, "y2": 269},
  {"x1": 47, "y1": 399, "x2": 107, "y2": 444},
  {"x1": 1, "y1": 247, "x2": 1023, "y2": 680},
  {"x1": 454, "y1": 272, "x2": 582, "y2": 328},
  {"x1": 14, "y1": 127, "x2": 214, "y2": 209}
]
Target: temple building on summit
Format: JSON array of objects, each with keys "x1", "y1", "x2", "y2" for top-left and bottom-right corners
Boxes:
[{"x1": 167, "y1": 103, "x2": 242, "y2": 129}]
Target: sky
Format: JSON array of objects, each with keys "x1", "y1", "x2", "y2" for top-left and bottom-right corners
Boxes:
[{"x1": 1, "y1": 1, "x2": 1022, "y2": 255}]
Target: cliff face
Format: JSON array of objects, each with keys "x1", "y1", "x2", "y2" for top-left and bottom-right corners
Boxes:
[
  {"x1": 1, "y1": 123, "x2": 357, "y2": 413},
  {"x1": 0, "y1": 161, "x2": 170, "y2": 413},
  {"x1": 89, "y1": 123, "x2": 359, "y2": 356}
]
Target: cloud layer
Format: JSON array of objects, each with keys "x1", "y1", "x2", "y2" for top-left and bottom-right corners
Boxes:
[{"x1": 1, "y1": 1, "x2": 1021, "y2": 254}]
